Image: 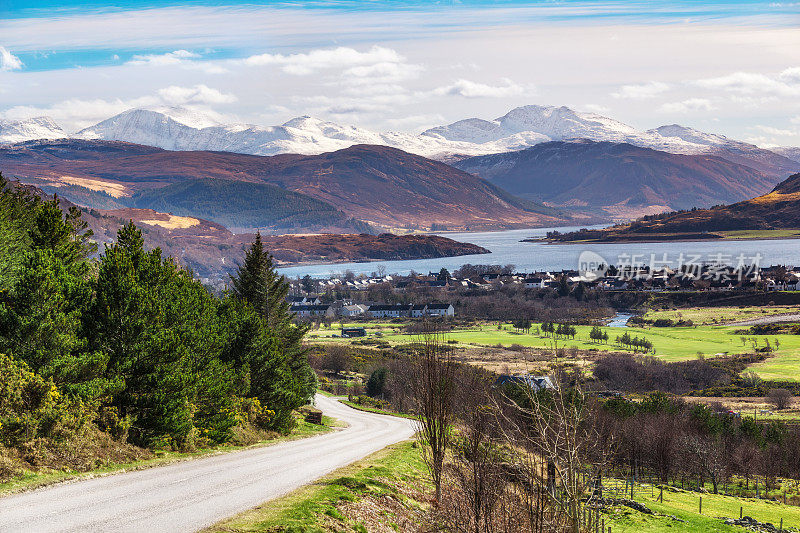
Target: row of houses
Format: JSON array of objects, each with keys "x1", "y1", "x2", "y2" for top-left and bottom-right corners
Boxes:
[
  {"x1": 287, "y1": 265, "x2": 800, "y2": 300},
  {"x1": 290, "y1": 301, "x2": 454, "y2": 319}
]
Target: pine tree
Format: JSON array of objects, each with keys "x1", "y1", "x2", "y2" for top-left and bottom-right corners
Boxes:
[{"x1": 231, "y1": 233, "x2": 315, "y2": 414}]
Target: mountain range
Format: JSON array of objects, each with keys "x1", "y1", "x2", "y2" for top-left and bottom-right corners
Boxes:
[
  {"x1": 2, "y1": 104, "x2": 799, "y2": 234},
  {"x1": 454, "y1": 140, "x2": 780, "y2": 219},
  {"x1": 2, "y1": 105, "x2": 797, "y2": 179},
  {"x1": 0, "y1": 139, "x2": 563, "y2": 232}
]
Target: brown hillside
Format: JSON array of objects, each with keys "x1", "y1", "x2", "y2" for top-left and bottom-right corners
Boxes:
[
  {"x1": 548, "y1": 172, "x2": 800, "y2": 242},
  {"x1": 0, "y1": 140, "x2": 564, "y2": 231}
]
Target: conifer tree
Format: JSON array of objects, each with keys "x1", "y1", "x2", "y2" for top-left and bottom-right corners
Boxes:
[{"x1": 231, "y1": 233, "x2": 315, "y2": 408}]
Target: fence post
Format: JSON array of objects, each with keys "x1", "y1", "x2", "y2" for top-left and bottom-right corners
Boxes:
[
  {"x1": 780, "y1": 517, "x2": 783, "y2": 531},
  {"x1": 699, "y1": 496, "x2": 702, "y2": 514},
  {"x1": 740, "y1": 506, "x2": 743, "y2": 519},
  {"x1": 659, "y1": 486, "x2": 663, "y2": 503}
]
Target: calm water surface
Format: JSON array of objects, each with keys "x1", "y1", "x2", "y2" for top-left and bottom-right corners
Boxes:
[{"x1": 277, "y1": 226, "x2": 800, "y2": 278}]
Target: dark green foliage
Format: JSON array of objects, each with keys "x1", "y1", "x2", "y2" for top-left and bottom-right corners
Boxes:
[
  {"x1": 366, "y1": 368, "x2": 388, "y2": 398},
  {"x1": 0, "y1": 179, "x2": 316, "y2": 454},
  {"x1": 230, "y1": 232, "x2": 316, "y2": 429},
  {"x1": 131, "y1": 178, "x2": 368, "y2": 231}
]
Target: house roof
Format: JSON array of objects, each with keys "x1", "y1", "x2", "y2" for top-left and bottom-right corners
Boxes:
[{"x1": 294, "y1": 304, "x2": 330, "y2": 311}]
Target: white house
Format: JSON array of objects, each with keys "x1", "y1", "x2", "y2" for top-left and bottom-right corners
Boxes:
[
  {"x1": 425, "y1": 303, "x2": 455, "y2": 317},
  {"x1": 368, "y1": 304, "x2": 410, "y2": 318},
  {"x1": 339, "y1": 304, "x2": 369, "y2": 317},
  {"x1": 293, "y1": 304, "x2": 332, "y2": 318}
]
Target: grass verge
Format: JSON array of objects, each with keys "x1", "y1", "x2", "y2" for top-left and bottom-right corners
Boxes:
[
  {"x1": 203, "y1": 440, "x2": 428, "y2": 533},
  {"x1": 339, "y1": 399, "x2": 417, "y2": 420},
  {"x1": 0, "y1": 415, "x2": 339, "y2": 497}
]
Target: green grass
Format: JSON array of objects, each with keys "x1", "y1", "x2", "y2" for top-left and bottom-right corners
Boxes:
[
  {"x1": 203, "y1": 440, "x2": 427, "y2": 532},
  {"x1": 643, "y1": 305, "x2": 800, "y2": 325},
  {"x1": 314, "y1": 321, "x2": 800, "y2": 380},
  {"x1": 0, "y1": 416, "x2": 337, "y2": 496},
  {"x1": 340, "y1": 399, "x2": 417, "y2": 420},
  {"x1": 718, "y1": 229, "x2": 800, "y2": 240},
  {"x1": 607, "y1": 482, "x2": 800, "y2": 532}
]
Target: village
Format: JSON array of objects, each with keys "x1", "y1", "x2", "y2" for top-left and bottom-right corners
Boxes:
[{"x1": 285, "y1": 262, "x2": 800, "y2": 321}]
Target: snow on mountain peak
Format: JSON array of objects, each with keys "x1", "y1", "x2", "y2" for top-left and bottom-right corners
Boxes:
[
  {"x1": 649, "y1": 124, "x2": 733, "y2": 147},
  {"x1": 7, "y1": 104, "x2": 794, "y2": 176},
  {"x1": 0, "y1": 116, "x2": 66, "y2": 143}
]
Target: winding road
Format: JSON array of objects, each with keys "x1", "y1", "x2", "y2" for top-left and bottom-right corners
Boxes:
[
  {"x1": 725, "y1": 313, "x2": 800, "y2": 327},
  {"x1": 0, "y1": 395, "x2": 415, "y2": 533}
]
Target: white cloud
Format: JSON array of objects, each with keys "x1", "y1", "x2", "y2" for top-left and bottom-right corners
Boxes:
[
  {"x1": 611, "y1": 81, "x2": 669, "y2": 99},
  {"x1": 0, "y1": 85, "x2": 236, "y2": 131},
  {"x1": 658, "y1": 98, "x2": 716, "y2": 113},
  {"x1": 780, "y1": 67, "x2": 800, "y2": 83},
  {"x1": 243, "y1": 46, "x2": 404, "y2": 75},
  {"x1": 0, "y1": 47, "x2": 23, "y2": 71},
  {"x1": 342, "y1": 61, "x2": 423, "y2": 84},
  {"x1": 128, "y1": 49, "x2": 199, "y2": 66},
  {"x1": 755, "y1": 124, "x2": 797, "y2": 136},
  {"x1": 792, "y1": 115, "x2": 800, "y2": 124},
  {"x1": 581, "y1": 103, "x2": 612, "y2": 115},
  {"x1": 695, "y1": 70, "x2": 800, "y2": 97},
  {"x1": 431, "y1": 78, "x2": 526, "y2": 98},
  {"x1": 384, "y1": 113, "x2": 446, "y2": 132},
  {"x1": 157, "y1": 84, "x2": 237, "y2": 105},
  {"x1": 127, "y1": 49, "x2": 226, "y2": 74}
]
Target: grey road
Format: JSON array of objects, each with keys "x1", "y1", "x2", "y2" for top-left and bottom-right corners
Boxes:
[
  {"x1": 725, "y1": 313, "x2": 800, "y2": 327},
  {"x1": 0, "y1": 395, "x2": 415, "y2": 533}
]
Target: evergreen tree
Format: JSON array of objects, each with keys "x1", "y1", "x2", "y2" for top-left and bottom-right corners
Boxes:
[
  {"x1": 231, "y1": 233, "x2": 315, "y2": 411},
  {"x1": 86, "y1": 222, "x2": 238, "y2": 447}
]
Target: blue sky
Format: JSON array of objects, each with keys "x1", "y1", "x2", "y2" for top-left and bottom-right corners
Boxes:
[{"x1": 1, "y1": 1, "x2": 799, "y2": 146}]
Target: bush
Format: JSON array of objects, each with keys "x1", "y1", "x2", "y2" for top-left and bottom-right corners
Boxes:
[
  {"x1": 767, "y1": 388, "x2": 793, "y2": 410},
  {"x1": 366, "y1": 368, "x2": 388, "y2": 398}
]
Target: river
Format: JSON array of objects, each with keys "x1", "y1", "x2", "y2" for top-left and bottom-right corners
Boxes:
[{"x1": 277, "y1": 226, "x2": 800, "y2": 278}]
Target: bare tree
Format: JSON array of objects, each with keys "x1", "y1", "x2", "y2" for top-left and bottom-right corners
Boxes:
[
  {"x1": 497, "y1": 368, "x2": 607, "y2": 533},
  {"x1": 320, "y1": 344, "x2": 352, "y2": 375},
  {"x1": 682, "y1": 433, "x2": 727, "y2": 494},
  {"x1": 767, "y1": 388, "x2": 793, "y2": 410},
  {"x1": 412, "y1": 327, "x2": 457, "y2": 503}
]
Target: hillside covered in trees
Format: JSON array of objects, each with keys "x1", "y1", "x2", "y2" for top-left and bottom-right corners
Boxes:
[
  {"x1": 0, "y1": 174, "x2": 315, "y2": 479},
  {"x1": 547, "y1": 172, "x2": 800, "y2": 242}
]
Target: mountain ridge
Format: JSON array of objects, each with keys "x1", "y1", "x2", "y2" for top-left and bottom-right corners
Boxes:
[
  {"x1": 453, "y1": 140, "x2": 782, "y2": 219},
  {"x1": 3, "y1": 104, "x2": 796, "y2": 177},
  {"x1": 0, "y1": 139, "x2": 564, "y2": 232},
  {"x1": 546, "y1": 172, "x2": 800, "y2": 242}
]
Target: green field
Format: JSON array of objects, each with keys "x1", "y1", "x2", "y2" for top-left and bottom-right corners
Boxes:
[
  {"x1": 607, "y1": 482, "x2": 800, "y2": 533},
  {"x1": 643, "y1": 305, "x2": 800, "y2": 325},
  {"x1": 718, "y1": 229, "x2": 800, "y2": 240},
  {"x1": 309, "y1": 321, "x2": 800, "y2": 381}
]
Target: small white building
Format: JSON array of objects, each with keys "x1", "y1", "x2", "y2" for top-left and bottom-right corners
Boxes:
[
  {"x1": 339, "y1": 304, "x2": 369, "y2": 317},
  {"x1": 293, "y1": 304, "x2": 332, "y2": 318},
  {"x1": 425, "y1": 303, "x2": 455, "y2": 317}
]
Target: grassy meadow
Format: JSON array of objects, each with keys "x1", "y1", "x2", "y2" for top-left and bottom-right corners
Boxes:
[
  {"x1": 642, "y1": 305, "x2": 800, "y2": 325},
  {"x1": 307, "y1": 312, "x2": 800, "y2": 381},
  {"x1": 607, "y1": 481, "x2": 800, "y2": 533}
]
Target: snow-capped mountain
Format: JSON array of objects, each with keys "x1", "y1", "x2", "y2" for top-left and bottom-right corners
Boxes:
[
  {"x1": 422, "y1": 105, "x2": 706, "y2": 154},
  {"x1": 0, "y1": 117, "x2": 66, "y2": 143},
  {"x1": 5, "y1": 104, "x2": 798, "y2": 177},
  {"x1": 773, "y1": 146, "x2": 800, "y2": 164},
  {"x1": 76, "y1": 108, "x2": 495, "y2": 159}
]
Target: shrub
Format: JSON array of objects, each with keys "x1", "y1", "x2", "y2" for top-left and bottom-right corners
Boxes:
[{"x1": 767, "y1": 388, "x2": 793, "y2": 410}]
